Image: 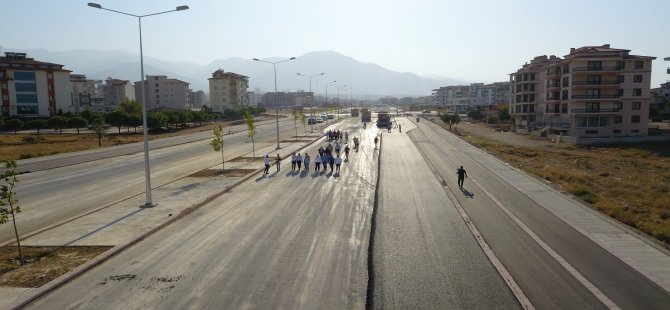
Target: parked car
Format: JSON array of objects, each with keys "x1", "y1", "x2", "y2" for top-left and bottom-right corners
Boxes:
[{"x1": 308, "y1": 117, "x2": 323, "y2": 125}]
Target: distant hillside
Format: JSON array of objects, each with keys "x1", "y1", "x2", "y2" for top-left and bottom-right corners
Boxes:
[{"x1": 5, "y1": 48, "x2": 467, "y2": 96}]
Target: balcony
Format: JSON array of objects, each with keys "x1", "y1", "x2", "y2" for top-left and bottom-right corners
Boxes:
[
  {"x1": 572, "y1": 66, "x2": 623, "y2": 72},
  {"x1": 570, "y1": 108, "x2": 620, "y2": 114},
  {"x1": 571, "y1": 95, "x2": 620, "y2": 100},
  {"x1": 572, "y1": 80, "x2": 620, "y2": 86}
]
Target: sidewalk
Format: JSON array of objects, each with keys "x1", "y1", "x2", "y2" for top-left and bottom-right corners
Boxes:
[
  {"x1": 0, "y1": 133, "x2": 325, "y2": 309},
  {"x1": 421, "y1": 119, "x2": 670, "y2": 293}
]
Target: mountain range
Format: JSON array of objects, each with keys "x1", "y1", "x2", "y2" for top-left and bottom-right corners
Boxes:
[{"x1": 4, "y1": 48, "x2": 468, "y2": 97}]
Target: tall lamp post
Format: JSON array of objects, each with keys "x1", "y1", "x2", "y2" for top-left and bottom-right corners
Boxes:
[
  {"x1": 297, "y1": 72, "x2": 324, "y2": 132},
  {"x1": 88, "y1": 2, "x2": 189, "y2": 208},
  {"x1": 325, "y1": 80, "x2": 337, "y2": 125},
  {"x1": 336, "y1": 84, "x2": 347, "y2": 120},
  {"x1": 253, "y1": 57, "x2": 296, "y2": 149}
]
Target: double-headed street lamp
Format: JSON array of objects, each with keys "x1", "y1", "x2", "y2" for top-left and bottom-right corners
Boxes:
[
  {"x1": 324, "y1": 80, "x2": 337, "y2": 125},
  {"x1": 253, "y1": 57, "x2": 296, "y2": 149},
  {"x1": 88, "y1": 2, "x2": 189, "y2": 208},
  {"x1": 336, "y1": 84, "x2": 347, "y2": 120},
  {"x1": 297, "y1": 72, "x2": 324, "y2": 132}
]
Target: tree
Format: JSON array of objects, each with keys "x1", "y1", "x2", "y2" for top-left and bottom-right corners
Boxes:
[
  {"x1": 300, "y1": 112, "x2": 307, "y2": 134},
  {"x1": 244, "y1": 111, "x2": 256, "y2": 158},
  {"x1": 498, "y1": 104, "x2": 511, "y2": 123},
  {"x1": 26, "y1": 119, "x2": 47, "y2": 135},
  {"x1": 467, "y1": 109, "x2": 484, "y2": 121},
  {"x1": 178, "y1": 111, "x2": 192, "y2": 127},
  {"x1": 147, "y1": 112, "x2": 168, "y2": 131},
  {"x1": 1, "y1": 160, "x2": 24, "y2": 265},
  {"x1": 92, "y1": 118, "x2": 105, "y2": 146},
  {"x1": 67, "y1": 116, "x2": 88, "y2": 134},
  {"x1": 210, "y1": 125, "x2": 224, "y2": 172},
  {"x1": 125, "y1": 114, "x2": 142, "y2": 133},
  {"x1": 118, "y1": 98, "x2": 142, "y2": 115},
  {"x1": 164, "y1": 111, "x2": 180, "y2": 130},
  {"x1": 106, "y1": 110, "x2": 128, "y2": 134},
  {"x1": 6, "y1": 119, "x2": 24, "y2": 134},
  {"x1": 191, "y1": 111, "x2": 205, "y2": 126},
  {"x1": 292, "y1": 110, "x2": 299, "y2": 141},
  {"x1": 48, "y1": 116, "x2": 69, "y2": 134},
  {"x1": 440, "y1": 113, "x2": 461, "y2": 131}
]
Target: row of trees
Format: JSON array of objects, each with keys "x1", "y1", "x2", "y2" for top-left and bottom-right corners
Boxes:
[{"x1": 0, "y1": 99, "x2": 267, "y2": 135}]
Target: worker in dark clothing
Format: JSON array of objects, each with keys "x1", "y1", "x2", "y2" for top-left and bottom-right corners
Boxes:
[{"x1": 457, "y1": 166, "x2": 468, "y2": 189}]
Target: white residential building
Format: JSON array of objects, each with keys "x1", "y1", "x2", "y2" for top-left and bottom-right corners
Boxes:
[
  {"x1": 135, "y1": 75, "x2": 191, "y2": 111},
  {"x1": 189, "y1": 90, "x2": 207, "y2": 109},
  {"x1": 0, "y1": 52, "x2": 72, "y2": 117},
  {"x1": 102, "y1": 78, "x2": 134, "y2": 113},
  {"x1": 208, "y1": 69, "x2": 249, "y2": 113}
]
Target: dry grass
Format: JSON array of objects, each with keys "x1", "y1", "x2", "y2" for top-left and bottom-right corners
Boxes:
[
  {"x1": 0, "y1": 124, "x2": 222, "y2": 161},
  {"x1": 454, "y1": 130, "x2": 670, "y2": 245}
]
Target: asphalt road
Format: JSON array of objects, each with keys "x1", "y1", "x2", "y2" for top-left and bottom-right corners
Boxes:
[
  {"x1": 408, "y1": 118, "x2": 670, "y2": 309},
  {"x1": 25, "y1": 118, "x2": 376, "y2": 309},
  {"x1": 1, "y1": 117, "x2": 329, "y2": 244},
  {"x1": 371, "y1": 119, "x2": 520, "y2": 309}
]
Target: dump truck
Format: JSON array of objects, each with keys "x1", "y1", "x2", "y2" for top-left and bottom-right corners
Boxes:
[
  {"x1": 361, "y1": 108, "x2": 371, "y2": 122},
  {"x1": 376, "y1": 111, "x2": 391, "y2": 128},
  {"x1": 351, "y1": 108, "x2": 360, "y2": 117}
]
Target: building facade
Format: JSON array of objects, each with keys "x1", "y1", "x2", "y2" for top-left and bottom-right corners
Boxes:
[
  {"x1": 510, "y1": 45, "x2": 655, "y2": 138},
  {"x1": 262, "y1": 91, "x2": 313, "y2": 108},
  {"x1": 509, "y1": 55, "x2": 562, "y2": 129},
  {"x1": 102, "y1": 78, "x2": 134, "y2": 113},
  {"x1": 432, "y1": 82, "x2": 511, "y2": 114},
  {"x1": 135, "y1": 75, "x2": 191, "y2": 111},
  {"x1": 70, "y1": 74, "x2": 101, "y2": 113},
  {"x1": 208, "y1": 69, "x2": 249, "y2": 113},
  {"x1": 189, "y1": 90, "x2": 207, "y2": 109},
  {"x1": 0, "y1": 52, "x2": 72, "y2": 118}
]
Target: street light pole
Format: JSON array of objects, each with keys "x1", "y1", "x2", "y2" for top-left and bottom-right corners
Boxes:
[
  {"x1": 325, "y1": 80, "x2": 337, "y2": 125},
  {"x1": 88, "y1": 2, "x2": 189, "y2": 208},
  {"x1": 253, "y1": 57, "x2": 296, "y2": 149},
  {"x1": 297, "y1": 72, "x2": 324, "y2": 132}
]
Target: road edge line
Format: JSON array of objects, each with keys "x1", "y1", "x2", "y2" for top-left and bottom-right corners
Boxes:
[{"x1": 365, "y1": 131, "x2": 381, "y2": 310}]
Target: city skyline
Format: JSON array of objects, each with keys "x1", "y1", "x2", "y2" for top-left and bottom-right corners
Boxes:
[{"x1": 2, "y1": 0, "x2": 669, "y2": 88}]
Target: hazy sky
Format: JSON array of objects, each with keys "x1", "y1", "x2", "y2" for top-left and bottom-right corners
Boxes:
[{"x1": 3, "y1": 0, "x2": 669, "y2": 87}]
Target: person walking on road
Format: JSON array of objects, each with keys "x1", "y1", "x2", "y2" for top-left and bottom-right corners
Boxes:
[
  {"x1": 275, "y1": 153, "x2": 281, "y2": 172},
  {"x1": 344, "y1": 145, "x2": 350, "y2": 161},
  {"x1": 296, "y1": 153, "x2": 303, "y2": 170},
  {"x1": 374, "y1": 136, "x2": 378, "y2": 148},
  {"x1": 315, "y1": 154, "x2": 321, "y2": 172},
  {"x1": 457, "y1": 166, "x2": 468, "y2": 189},
  {"x1": 291, "y1": 153, "x2": 297, "y2": 171},
  {"x1": 335, "y1": 154, "x2": 342, "y2": 173},
  {"x1": 263, "y1": 155, "x2": 270, "y2": 175},
  {"x1": 399, "y1": 124, "x2": 402, "y2": 133},
  {"x1": 303, "y1": 153, "x2": 311, "y2": 171}
]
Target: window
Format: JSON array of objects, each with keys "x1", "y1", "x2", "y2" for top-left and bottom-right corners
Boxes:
[
  {"x1": 155, "y1": 83, "x2": 159, "y2": 87},
  {"x1": 587, "y1": 89, "x2": 600, "y2": 98},
  {"x1": 587, "y1": 61, "x2": 602, "y2": 71},
  {"x1": 614, "y1": 102, "x2": 622, "y2": 110},
  {"x1": 16, "y1": 94, "x2": 38, "y2": 103},
  {"x1": 15, "y1": 83, "x2": 36, "y2": 92},
  {"x1": 586, "y1": 102, "x2": 600, "y2": 112},
  {"x1": 562, "y1": 103, "x2": 568, "y2": 113},
  {"x1": 530, "y1": 73, "x2": 535, "y2": 81},
  {"x1": 632, "y1": 129, "x2": 639, "y2": 133},
  {"x1": 585, "y1": 130, "x2": 598, "y2": 134},
  {"x1": 632, "y1": 89, "x2": 642, "y2": 96},
  {"x1": 633, "y1": 75, "x2": 642, "y2": 83},
  {"x1": 617, "y1": 75, "x2": 624, "y2": 83},
  {"x1": 563, "y1": 64, "x2": 569, "y2": 73},
  {"x1": 613, "y1": 129, "x2": 621, "y2": 133},
  {"x1": 2, "y1": 95, "x2": 7, "y2": 100},
  {"x1": 634, "y1": 61, "x2": 644, "y2": 69},
  {"x1": 529, "y1": 94, "x2": 535, "y2": 102},
  {"x1": 516, "y1": 85, "x2": 521, "y2": 92},
  {"x1": 632, "y1": 102, "x2": 641, "y2": 110},
  {"x1": 13, "y1": 71, "x2": 36, "y2": 81},
  {"x1": 614, "y1": 115, "x2": 622, "y2": 123},
  {"x1": 631, "y1": 115, "x2": 640, "y2": 123},
  {"x1": 155, "y1": 94, "x2": 160, "y2": 99},
  {"x1": 618, "y1": 89, "x2": 624, "y2": 97},
  {"x1": 530, "y1": 84, "x2": 535, "y2": 91},
  {"x1": 586, "y1": 75, "x2": 600, "y2": 84},
  {"x1": 563, "y1": 76, "x2": 569, "y2": 87},
  {"x1": 617, "y1": 61, "x2": 625, "y2": 69},
  {"x1": 154, "y1": 76, "x2": 158, "y2": 80},
  {"x1": 523, "y1": 74, "x2": 528, "y2": 81},
  {"x1": 562, "y1": 90, "x2": 568, "y2": 100},
  {"x1": 1, "y1": 83, "x2": 7, "y2": 89}
]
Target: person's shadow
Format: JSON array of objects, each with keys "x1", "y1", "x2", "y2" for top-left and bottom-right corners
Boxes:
[
  {"x1": 300, "y1": 170, "x2": 308, "y2": 178},
  {"x1": 460, "y1": 187, "x2": 474, "y2": 198}
]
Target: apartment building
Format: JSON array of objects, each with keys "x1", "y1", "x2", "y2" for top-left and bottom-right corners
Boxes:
[
  {"x1": 208, "y1": 69, "x2": 249, "y2": 113},
  {"x1": 432, "y1": 82, "x2": 511, "y2": 113},
  {"x1": 70, "y1": 74, "x2": 101, "y2": 113},
  {"x1": 511, "y1": 45, "x2": 655, "y2": 138},
  {"x1": 262, "y1": 91, "x2": 313, "y2": 108},
  {"x1": 247, "y1": 91, "x2": 263, "y2": 108},
  {"x1": 102, "y1": 78, "x2": 134, "y2": 113},
  {"x1": 509, "y1": 55, "x2": 562, "y2": 129},
  {"x1": 189, "y1": 90, "x2": 207, "y2": 109},
  {"x1": 0, "y1": 52, "x2": 72, "y2": 118},
  {"x1": 135, "y1": 75, "x2": 191, "y2": 111}
]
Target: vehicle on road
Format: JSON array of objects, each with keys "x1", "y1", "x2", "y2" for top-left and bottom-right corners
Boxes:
[
  {"x1": 377, "y1": 111, "x2": 392, "y2": 128},
  {"x1": 351, "y1": 108, "x2": 360, "y2": 117},
  {"x1": 361, "y1": 109, "x2": 371, "y2": 122}
]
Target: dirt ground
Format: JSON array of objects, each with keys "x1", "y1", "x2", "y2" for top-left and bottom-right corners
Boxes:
[{"x1": 0, "y1": 246, "x2": 111, "y2": 287}]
